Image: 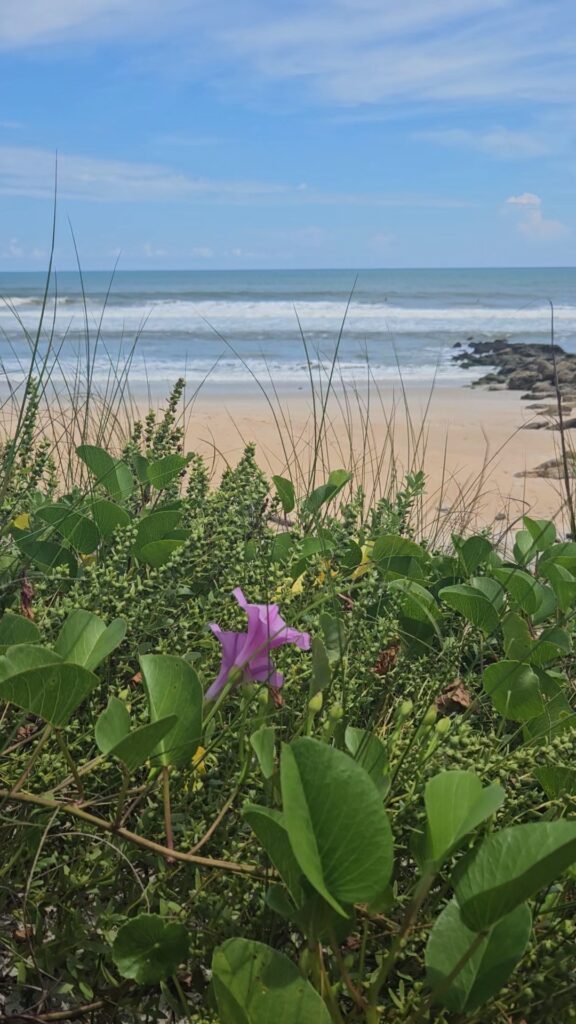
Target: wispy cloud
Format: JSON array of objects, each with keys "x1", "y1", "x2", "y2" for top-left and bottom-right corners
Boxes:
[
  {"x1": 505, "y1": 192, "x2": 570, "y2": 240},
  {"x1": 0, "y1": 145, "x2": 469, "y2": 209},
  {"x1": 416, "y1": 127, "x2": 555, "y2": 159},
  {"x1": 3, "y1": 1, "x2": 576, "y2": 112}
]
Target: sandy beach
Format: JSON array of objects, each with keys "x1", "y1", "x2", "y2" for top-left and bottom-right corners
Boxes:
[{"x1": 160, "y1": 381, "x2": 572, "y2": 534}]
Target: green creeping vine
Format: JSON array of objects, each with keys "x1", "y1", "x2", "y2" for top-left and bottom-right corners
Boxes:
[{"x1": 0, "y1": 431, "x2": 575, "y2": 1023}]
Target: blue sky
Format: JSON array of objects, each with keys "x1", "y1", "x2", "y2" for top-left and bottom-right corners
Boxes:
[{"x1": 0, "y1": 0, "x2": 575, "y2": 269}]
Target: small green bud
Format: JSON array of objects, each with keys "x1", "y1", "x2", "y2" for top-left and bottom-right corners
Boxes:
[
  {"x1": 422, "y1": 706, "x2": 437, "y2": 727},
  {"x1": 329, "y1": 703, "x2": 344, "y2": 722},
  {"x1": 435, "y1": 717, "x2": 451, "y2": 735},
  {"x1": 308, "y1": 692, "x2": 323, "y2": 714},
  {"x1": 397, "y1": 699, "x2": 413, "y2": 719}
]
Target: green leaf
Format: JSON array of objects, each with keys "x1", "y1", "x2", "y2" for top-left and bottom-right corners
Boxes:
[
  {"x1": 310, "y1": 637, "x2": 331, "y2": 696},
  {"x1": 501, "y1": 613, "x2": 532, "y2": 661},
  {"x1": 270, "y1": 533, "x2": 293, "y2": 563},
  {"x1": 55, "y1": 610, "x2": 126, "y2": 671},
  {"x1": 77, "y1": 444, "x2": 133, "y2": 503},
  {"x1": 272, "y1": 476, "x2": 296, "y2": 515},
  {"x1": 95, "y1": 696, "x2": 131, "y2": 755},
  {"x1": 453, "y1": 820, "x2": 576, "y2": 930},
  {"x1": 16, "y1": 538, "x2": 77, "y2": 577},
  {"x1": 513, "y1": 529, "x2": 538, "y2": 566},
  {"x1": 90, "y1": 498, "x2": 131, "y2": 539},
  {"x1": 426, "y1": 898, "x2": 531, "y2": 1012},
  {"x1": 140, "y1": 654, "x2": 203, "y2": 768},
  {"x1": 0, "y1": 655, "x2": 98, "y2": 726},
  {"x1": 213, "y1": 939, "x2": 331, "y2": 1024},
  {"x1": 54, "y1": 606, "x2": 125, "y2": 671},
  {"x1": 132, "y1": 511, "x2": 182, "y2": 555},
  {"x1": 493, "y1": 568, "x2": 540, "y2": 615},
  {"x1": 112, "y1": 913, "x2": 189, "y2": 985},
  {"x1": 344, "y1": 726, "x2": 389, "y2": 796},
  {"x1": 243, "y1": 805, "x2": 304, "y2": 904},
  {"x1": 280, "y1": 738, "x2": 393, "y2": 914},
  {"x1": 439, "y1": 584, "x2": 500, "y2": 635},
  {"x1": 424, "y1": 771, "x2": 505, "y2": 863},
  {"x1": 388, "y1": 579, "x2": 440, "y2": 624},
  {"x1": 250, "y1": 725, "x2": 276, "y2": 779},
  {"x1": 304, "y1": 470, "x2": 352, "y2": 516},
  {"x1": 137, "y1": 539, "x2": 187, "y2": 567},
  {"x1": 538, "y1": 562, "x2": 576, "y2": 613},
  {"x1": 36, "y1": 504, "x2": 101, "y2": 554},
  {"x1": 529, "y1": 626, "x2": 571, "y2": 667},
  {"x1": 108, "y1": 716, "x2": 178, "y2": 772},
  {"x1": 146, "y1": 454, "x2": 188, "y2": 490},
  {"x1": 483, "y1": 660, "x2": 544, "y2": 722},
  {"x1": 319, "y1": 612, "x2": 346, "y2": 664},
  {"x1": 373, "y1": 534, "x2": 429, "y2": 581},
  {"x1": 534, "y1": 764, "x2": 576, "y2": 799},
  {"x1": 524, "y1": 516, "x2": 556, "y2": 552},
  {"x1": 0, "y1": 612, "x2": 40, "y2": 649},
  {"x1": 458, "y1": 536, "x2": 494, "y2": 575}
]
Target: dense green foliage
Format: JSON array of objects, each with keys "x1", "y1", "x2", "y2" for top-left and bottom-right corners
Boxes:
[{"x1": 0, "y1": 384, "x2": 575, "y2": 1023}]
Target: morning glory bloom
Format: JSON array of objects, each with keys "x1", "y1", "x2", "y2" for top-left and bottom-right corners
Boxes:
[{"x1": 205, "y1": 587, "x2": 311, "y2": 701}]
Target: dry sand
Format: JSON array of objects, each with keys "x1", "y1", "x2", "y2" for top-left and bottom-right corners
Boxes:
[
  {"x1": 167, "y1": 382, "x2": 571, "y2": 534},
  {"x1": 5, "y1": 380, "x2": 571, "y2": 537}
]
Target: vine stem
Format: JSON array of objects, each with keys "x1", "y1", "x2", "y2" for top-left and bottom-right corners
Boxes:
[
  {"x1": 367, "y1": 868, "x2": 436, "y2": 1006},
  {"x1": 162, "y1": 765, "x2": 174, "y2": 858},
  {"x1": 0, "y1": 787, "x2": 261, "y2": 877},
  {"x1": 54, "y1": 730, "x2": 84, "y2": 800},
  {"x1": 10, "y1": 724, "x2": 53, "y2": 794}
]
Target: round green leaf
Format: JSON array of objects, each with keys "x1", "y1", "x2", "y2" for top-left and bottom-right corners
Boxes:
[
  {"x1": 112, "y1": 913, "x2": 188, "y2": 985},
  {"x1": 483, "y1": 660, "x2": 543, "y2": 722}
]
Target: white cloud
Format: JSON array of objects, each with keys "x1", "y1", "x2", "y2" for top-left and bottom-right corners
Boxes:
[
  {"x1": 505, "y1": 193, "x2": 569, "y2": 239},
  {"x1": 1, "y1": 1, "x2": 575, "y2": 111},
  {"x1": 417, "y1": 128, "x2": 554, "y2": 159},
  {"x1": 0, "y1": 145, "x2": 469, "y2": 209},
  {"x1": 506, "y1": 192, "x2": 542, "y2": 206}
]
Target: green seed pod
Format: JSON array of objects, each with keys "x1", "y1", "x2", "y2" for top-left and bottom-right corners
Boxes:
[
  {"x1": 329, "y1": 703, "x2": 344, "y2": 722},
  {"x1": 435, "y1": 717, "x2": 451, "y2": 735},
  {"x1": 308, "y1": 692, "x2": 323, "y2": 714},
  {"x1": 422, "y1": 705, "x2": 437, "y2": 727},
  {"x1": 397, "y1": 699, "x2": 414, "y2": 719}
]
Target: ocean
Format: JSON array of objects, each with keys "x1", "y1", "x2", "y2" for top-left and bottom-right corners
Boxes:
[{"x1": 0, "y1": 267, "x2": 574, "y2": 391}]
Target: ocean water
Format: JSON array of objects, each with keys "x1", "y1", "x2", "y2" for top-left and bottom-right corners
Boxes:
[{"x1": 0, "y1": 268, "x2": 574, "y2": 390}]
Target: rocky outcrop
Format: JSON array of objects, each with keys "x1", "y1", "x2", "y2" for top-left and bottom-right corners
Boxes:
[{"x1": 454, "y1": 338, "x2": 576, "y2": 478}]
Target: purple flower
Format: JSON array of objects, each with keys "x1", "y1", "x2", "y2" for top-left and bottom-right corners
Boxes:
[{"x1": 205, "y1": 587, "x2": 311, "y2": 701}]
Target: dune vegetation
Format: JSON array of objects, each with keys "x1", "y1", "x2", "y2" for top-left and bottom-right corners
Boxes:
[{"x1": 0, "y1": 291, "x2": 576, "y2": 1024}]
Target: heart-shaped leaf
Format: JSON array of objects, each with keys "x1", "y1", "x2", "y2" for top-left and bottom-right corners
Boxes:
[
  {"x1": 107, "y1": 716, "x2": 178, "y2": 772},
  {"x1": 439, "y1": 584, "x2": 500, "y2": 635},
  {"x1": 55, "y1": 610, "x2": 126, "y2": 671}
]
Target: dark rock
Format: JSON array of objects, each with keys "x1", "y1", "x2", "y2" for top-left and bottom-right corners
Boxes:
[
  {"x1": 547, "y1": 417, "x2": 576, "y2": 430},
  {"x1": 521, "y1": 420, "x2": 547, "y2": 429}
]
